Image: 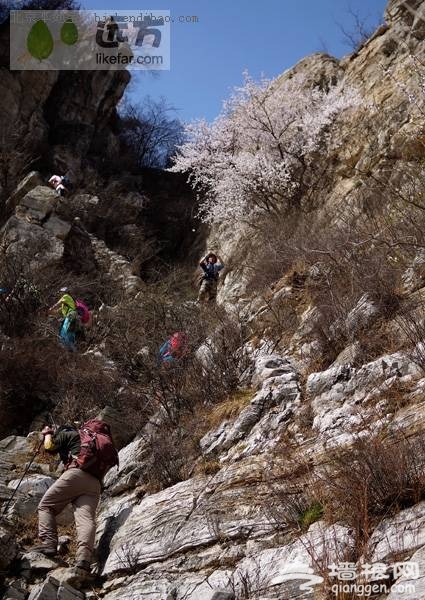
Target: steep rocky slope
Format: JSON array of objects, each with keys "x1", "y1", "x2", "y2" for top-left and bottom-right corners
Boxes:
[{"x1": 1, "y1": 1, "x2": 425, "y2": 599}]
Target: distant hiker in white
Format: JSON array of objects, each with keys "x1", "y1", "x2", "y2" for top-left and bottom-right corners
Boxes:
[{"x1": 49, "y1": 175, "x2": 71, "y2": 197}]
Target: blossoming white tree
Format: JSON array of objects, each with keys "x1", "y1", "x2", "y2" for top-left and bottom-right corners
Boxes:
[{"x1": 170, "y1": 71, "x2": 362, "y2": 225}]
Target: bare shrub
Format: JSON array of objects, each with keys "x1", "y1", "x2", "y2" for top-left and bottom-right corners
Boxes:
[
  {"x1": 247, "y1": 190, "x2": 412, "y2": 367},
  {"x1": 118, "y1": 97, "x2": 185, "y2": 170},
  {"x1": 315, "y1": 434, "x2": 425, "y2": 552},
  {"x1": 114, "y1": 542, "x2": 143, "y2": 575},
  {"x1": 227, "y1": 557, "x2": 269, "y2": 600},
  {"x1": 92, "y1": 279, "x2": 250, "y2": 491},
  {"x1": 138, "y1": 310, "x2": 250, "y2": 491},
  {"x1": 143, "y1": 422, "x2": 198, "y2": 492},
  {"x1": 265, "y1": 454, "x2": 322, "y2": 533},
  {"x1": 396, "y1": 295, "x2": 425, "y2": 374},
  {"x1": 0, "y1": 338, "x2": 62, "y2": 437},
  {"x1": 338, "y1": 7, "x2": 383, "y2": 52},
  {"x1": 0, "y1": 328, "x2": 145, "y2": 438},
  {"x1": 0, "y1": 278, "x2": 42, "y2": 338}
]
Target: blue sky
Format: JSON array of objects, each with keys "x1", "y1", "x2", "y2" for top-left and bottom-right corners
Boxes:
[{"x1": 83, "y1": 0, "x2": 388, "y2": 122}]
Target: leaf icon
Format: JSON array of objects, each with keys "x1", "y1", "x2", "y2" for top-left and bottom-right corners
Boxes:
[
  {"x1": 27, "y1": 20, "x2": 54, "y2": 61},
  {"x1": 61, "y1": 19, "x2": 78, "y2": 45}
]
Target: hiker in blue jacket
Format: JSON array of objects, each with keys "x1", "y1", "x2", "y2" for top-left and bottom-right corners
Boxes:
[{"x1": 198, "y1": 252, "x2": 224, "y2": 303}]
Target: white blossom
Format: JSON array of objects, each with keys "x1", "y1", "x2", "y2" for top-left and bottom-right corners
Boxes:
[{"x1": 170, "y1": 71, "x2": 362, "y2": 224}]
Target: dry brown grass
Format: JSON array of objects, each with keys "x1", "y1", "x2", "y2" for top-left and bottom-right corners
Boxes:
[
  {"x1": 205, "y1": 389, "x2": 253, "y2": 430},
  {"x1": 14, "y1": 513, "x2": 78, "y2": 559},
  {"x1": 14, "y1": 514, "x2": 39, "y2": 547},
  {"x1": 363, "y1": 379, "x2": 416, "y2": 413},
  {"x1": 194, "y1": 458, "x2": 221, "y2": 476}
]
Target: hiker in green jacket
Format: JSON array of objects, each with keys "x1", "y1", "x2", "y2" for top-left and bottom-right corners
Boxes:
[{"x1": 48, "y1": 288, "x2": 79, "y2": 351}]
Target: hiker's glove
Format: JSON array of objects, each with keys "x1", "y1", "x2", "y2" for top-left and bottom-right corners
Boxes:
[{"x1": 41, "y1": 426, "x2": 54, "y2": 437}]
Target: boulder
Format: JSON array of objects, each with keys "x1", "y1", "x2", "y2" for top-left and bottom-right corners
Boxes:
[
  {"x1": 201, "y1": 366, "x2": 300, "y2": 458},
  {"x1": 0, "y1": 435, "x2": 32, "y2": 456},
  {"x1": 251, "y1": 353, "x2": 295, "y2": 387},
  {"x1": 309, "y1": 351, "x2": 421, "y2": 443},
  {"x1": 5, "y1": 171, "x2": 44, "y2": 213},
  {"x1": 7, "y1": 475, "x2": 58, "y2": 518},
  {"x1": 345, "y1": 293, "x2": 380, "y2": 335},
  {"x1": 368, "y1": 501, "x2": 425, "y2": 563},
  {"x1": 63, "y1": 218, "x2": 97, "y2": 274},
  {"x1": 1, "y1": 215, "x2": 64, "y2": 269},
  {"x1": 20, "y1": 551, "x2": 62, "y2": 579},
  {"x1": 101, "y1": 189, "x2": 147, "y2": 224},
  {"x1": 27, "y1": 575, "x2": 85, "y2": 600},
  {"x1": 9, "y1": 477, "x2": 74, "y2": 524},
  {"x1": 8, "y1": 474, "x2": 55, "y2": 496},
  {"x1": 43, "y1": 215, "x2": 72, "y2": 240},
  {"x1": 55, "y1": 193, "x2": 100, "y2": 227},
  {"x1": 96, "y1": 405, "x2": 136, "y2": 450},
  {"x1": 101, "y1": 456, "x2": 274, "y2": 577},
  {"x1": 386, "y1": 543, "x2": 425, "y2": 599},
  {"x1": 45, "y1": 566, "x2": 95, "y2": 589},
  {"x1": 18, "y1": 185, "x2": 58, "y2": 222},
  {"x1": 2, "y1": 580, "x2": 27, "y2": 600}
]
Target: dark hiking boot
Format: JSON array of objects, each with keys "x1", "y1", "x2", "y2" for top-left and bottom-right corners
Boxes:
[
  {"x1": 31, "y1": 545, "x2": 57, "y2": 557},
  {"x1": 75, "y1": 560, "x2": 91, "y2": 572}
]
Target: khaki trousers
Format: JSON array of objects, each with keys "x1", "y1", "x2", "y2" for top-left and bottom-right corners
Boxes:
[
  {"x1": 38, "y1": 468, "x2": 101, "y2": 562},
  {"x1": 198, "y1": 278, "x2": 218, "y2": 302}
]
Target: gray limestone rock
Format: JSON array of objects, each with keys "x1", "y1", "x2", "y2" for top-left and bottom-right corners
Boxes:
[
  {"x1": 251, "y1": 354, "x2": 295, "y2": 387},
  {"x1": 5, "y1": 171, "x2": 44, "y2": 214},
  {"x1": 20, "y1": 552, "x2": 65, "y2": 579},
  {"x1": 1, "y1": 215, "x2": 63, "y2": 270},
  {"x1": 19, "y1": 186, "x2": 58, "y2": 222},
  {"x1": 386, "y1": 543, "x2": 425, "y2": 599},
  {"x1": 345, "y1": 293, "x2": 380, "y2": 335},
  {"x1": 3, "y1": 581, "x2": 27, "y2": 600},
  {"x1": 368, "y1": 501, "x2": 425, "y2": 563},
  {"x1": 63, "y1": 218, "x2": 97, "y2": 274},
  {"x1": 43, "y1": 215, "x2": 72, "y2": 240},
  {"x1": 0, "y1": 524, "x2": 18, "y2": 571},
  {"x1": 27, "y1": 575, "x2": 85, "y2": 600},
  {"x1": 201, "y1": 367, "x2": 300, "y2": 458},
  {"x1": 96, "y1": 405, "x2": 137, "y2": 450}
]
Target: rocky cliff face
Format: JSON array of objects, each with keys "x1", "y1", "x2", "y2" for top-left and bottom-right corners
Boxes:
[
  {"x1": 0, "y1": 18, "x2": 130, "y2": 203},
  {"x1": 1, "y1": 1, "x2": 425, "y2": 600},
  {"x1": 215, "y1": 3, "x2": 425, "y2": 307}
]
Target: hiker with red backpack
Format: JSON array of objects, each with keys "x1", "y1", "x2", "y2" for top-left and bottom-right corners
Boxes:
[
  {"x1": 32, "y1": 420, "x2": 118, "y2": 572},
  {"x1": 159, "y1": 331, "x2": 189, "y2": 364}
]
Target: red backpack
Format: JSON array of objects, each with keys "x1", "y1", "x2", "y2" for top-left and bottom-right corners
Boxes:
[
  {"x1": 169, "y1": 332, "x2": 188, "y2": 358},
  {"x1": 69, "y1": 419, "x2": 119, "y2": 480},
  {"x1": 75, "y1": 299, "x2": 91, "y2": 324}
]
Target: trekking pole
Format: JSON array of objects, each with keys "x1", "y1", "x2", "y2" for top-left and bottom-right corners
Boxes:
[{"x1": 1, "y1": 438, "x2": 44, "y2": 516}]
